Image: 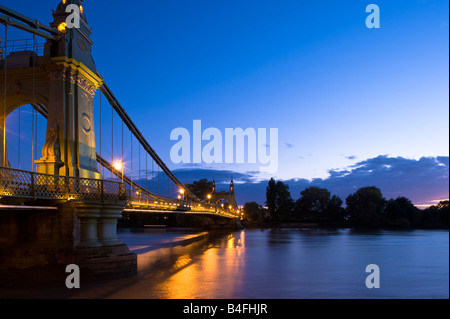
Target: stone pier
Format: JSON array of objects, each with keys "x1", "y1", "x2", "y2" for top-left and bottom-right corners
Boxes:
[{"x1": 0, "y1": 201, "x2": 137, "y2": 278}]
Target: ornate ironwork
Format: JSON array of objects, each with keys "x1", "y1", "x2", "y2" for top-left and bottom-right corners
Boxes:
[{"x1": 0, "y1": 166, "x2": 126, "y2": 202}]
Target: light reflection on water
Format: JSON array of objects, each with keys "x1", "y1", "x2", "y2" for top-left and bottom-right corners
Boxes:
[
  {"x1": 155, "y1": 231, "x2": 247, "y2": 299},
  {"x1": 72, "y1": 228, "x2": 448, "y2": 299}
]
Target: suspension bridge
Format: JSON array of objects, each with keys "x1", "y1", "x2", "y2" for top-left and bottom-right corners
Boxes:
[{"x1": 0, "y1": 1, "x2": 241, "y2": 276}]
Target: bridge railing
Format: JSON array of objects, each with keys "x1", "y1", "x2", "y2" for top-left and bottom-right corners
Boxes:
[
  {"x1": 0, "y1": 166, "x2": 126, "y2": 202},
  {"x1": 125, "y1": 189, "x2": 239, "y2": 217}
]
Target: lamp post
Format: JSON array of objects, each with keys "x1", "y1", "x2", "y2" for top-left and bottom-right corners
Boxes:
[
  {"x1": 179, "y1": 188, "x2": 185, "y2": 201},
  {"x1": 113, "y1": 160, "x2": 123, "y2": 183}
]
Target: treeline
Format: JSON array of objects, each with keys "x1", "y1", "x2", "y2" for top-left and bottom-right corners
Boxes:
[{"x1": 243, "y1": 178, "x2": 449, "y2": 229}]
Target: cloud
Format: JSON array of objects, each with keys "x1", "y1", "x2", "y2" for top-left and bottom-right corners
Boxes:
[
  {"x1": 285, "y1": 143, "x2": 294, "y2": 148},
  {"x1": 168, "y1": 155, "x2": 449, "y2": 207},
  {"x1": 345, "y1": 155, "x2": 357, "y2": 160},
  {"x1": 292, "y1": 155, "x2": 449, "y2": 207},
  {"x1": 172, "y1": 168, "x2": 255, "y2": 185}
]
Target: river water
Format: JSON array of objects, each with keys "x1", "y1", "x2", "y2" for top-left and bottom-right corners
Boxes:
[{"x1": 72, "y1": 227, "x2": 448, "y2": 299}]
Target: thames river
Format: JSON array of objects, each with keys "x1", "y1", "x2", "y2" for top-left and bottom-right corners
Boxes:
[{"x1": 70, "y1": 227, "x2": 448, "y2": 299}]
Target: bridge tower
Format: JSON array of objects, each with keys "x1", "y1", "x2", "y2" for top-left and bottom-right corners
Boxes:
[
  {"x1": 0, "y1": 1, "x2": 136, "y2": 276},
  {"x1": 1, "y1": 0, "x2": 101, "y2": 179}
]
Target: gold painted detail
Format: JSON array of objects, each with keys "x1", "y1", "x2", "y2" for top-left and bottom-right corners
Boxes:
[
  {"x1": 42, "y1": 122, "x2": 62, "y2": 162},
  {"x1": 44, "y1": 57, "x2": 103, "y2": 96},
  {"x1": 47, "y1": 69, "x2": 97, "y2": 96}
]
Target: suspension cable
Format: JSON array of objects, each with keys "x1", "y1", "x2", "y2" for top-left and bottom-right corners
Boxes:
[
  {"x1": 111, "y1": 102, "x2": 114, "y2": 179},
  {"x1": 138, "y1": 143, "x2": 140, "y2": 189},
  {"x1": 31, "y1": 34, "x2": 37, "y2": 172},
  {"x1": 32, "y1": 106, "x2": 35, "y2": 171},
  {"x1": 130, "y1": 130, "x2": 133, "y2": 191},
  {"x1": 100, "y1": 82, "x2": 200, "y2": 201},
  {"x1": 2, "y1": 24, "x2": 7, "y2": 167},
  {"x1": 145, "y1": 153, "x2": 148, "y2": 204},
  {"x1": 99, "y1": 90, "x2": 102, "y2": 176},
  {"x1": 18, "y1": 106, "x2": 20, "y2": 169},
  {"x1": 121, "y1": 119, "x2": 123, "y2": 182},
  {"x1": 152, "y1": 156, "x2": 154, "y2": 194}
]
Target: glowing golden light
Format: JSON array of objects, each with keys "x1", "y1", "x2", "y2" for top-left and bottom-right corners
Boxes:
[
  {"x1": 113, "y1": 160, "x2": 123, "y2": 171},
  {"x1": 62, "y1": 0, "x2": 66, "y2": 4},
  {"x1": 57, "y1": 22, "x2": 67, "y2": 33},
  {"x1": 207, "y1": 194, "x2": 211, "y2": 199},
  {"x1": 79, "y1": 5, "x2": 84, "y2": 14},
  {"x1": 179, "y1": 189, "x2": 185, "y2": 194}
]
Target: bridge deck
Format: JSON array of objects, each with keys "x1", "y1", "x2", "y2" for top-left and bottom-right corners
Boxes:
[{"x1": 0, "y1": 166, "x2": 239, "y2": 219}]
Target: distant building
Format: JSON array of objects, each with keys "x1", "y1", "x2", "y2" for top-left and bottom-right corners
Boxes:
[{"x1": 210, "y1": 179, "x2": 238, "y2": 211}]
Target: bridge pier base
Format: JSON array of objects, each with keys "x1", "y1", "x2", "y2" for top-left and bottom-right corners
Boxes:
[
  {"x1": 0, "y1": 201, "x2": 136, "y2": 280},
  {"x1": 97, "y1": 205, "x2": 124, "y2": 246},
  {"x1": 74, "y1": 203, "x2": 103, "y2": 248},
  {"x1": 67, "y1": 201, "x2": 137, "y2": 277}
]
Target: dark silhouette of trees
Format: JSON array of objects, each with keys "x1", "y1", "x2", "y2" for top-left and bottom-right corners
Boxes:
[
  {"x1": 326, "y1": 195, "x2": 345, "y2": 223},
  {"x1": 293, "y1": 187, "x2": 344, "y2": 223},
  {"x1": 243, "y1": 201, "x2": 265, "y2": 223},
  {"x1": 266, "y1": 178, "x2": 294, "y2": 221},
  {"x1": 260, "y1": 179, "x2": 447, "y2": 229},
  {"x1": 422, "y1": 200, "x2": 449, "y2": 228},
  {"x1": 384, "y1": 197, "x2": 421, "y2": 228},
  {"x1": 185, "y1": 178, "x2": 213, "y2": 200},
  {"x1": 346, "y1": 186, "x2": 386, "y2": 227},
  {"x1": 266, "y1": 178, "x2": 277, "y2": 219}
]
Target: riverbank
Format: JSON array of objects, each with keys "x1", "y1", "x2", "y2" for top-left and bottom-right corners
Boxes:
[{"x1": 240, "y1": 220, "x2": 449, "y2": 231}]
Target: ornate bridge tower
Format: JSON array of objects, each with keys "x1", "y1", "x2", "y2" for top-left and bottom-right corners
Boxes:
[
  {"x1": 1, "y1": 0, "x2": 101, "y2": 179},
  {"x1": 0, "y1": 1, "x2": 136, "y2": 276}
]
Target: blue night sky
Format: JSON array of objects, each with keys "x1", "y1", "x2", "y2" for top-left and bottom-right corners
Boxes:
[{"x1": 2, "y1": 0, "x2": 449, "y2": 206}]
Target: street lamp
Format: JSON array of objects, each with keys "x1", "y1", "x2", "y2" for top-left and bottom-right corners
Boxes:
[
  {"x1": 207, "y1": 194, "x2": 211, "y2": 203},
  {"x1": 113, "y1": 160, "x2": 124, "y2": 183},
  {"x1": 179, "y1": 188, "x2": 185, "y2": 200}
]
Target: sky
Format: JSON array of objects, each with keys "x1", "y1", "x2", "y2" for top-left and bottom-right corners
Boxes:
[{"x1": 1, "y1": 0, "x2": 449, "y2": 207}]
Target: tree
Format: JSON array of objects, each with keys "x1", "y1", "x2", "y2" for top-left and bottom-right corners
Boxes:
[
  {"x1": 265, "y1": 178, "x2": 294, "y2": 221},
  {"x1": 422, "y1": 200, "x2": 449, "y2": 228},
  {"x1": 346, "y1": 186, "x2": 386, "y2": 227},
  {"x1": 243, "y1": 201, "x2": 265, "y2": 223},
  {"x1": 266, "y1": 178, "x2": 277, "y2": 219},
  {"x1": 384, "y1": 197, "x2": 421, "y2": 228},
  {"x1": 294, "y1": 187, "x2": 344, "y2": 223},
  {"x1": 325, "y1": 195, "x2": 344, "y2": 223},
  {"x1": 275, "y1": 181, "x2": 294, "y2": 221},
  {"x1": 294, "y1": 187, "x2": 331, "y2": 222},
  {"x1": 437, "y1": 200, "x2": 449, "y2": 228},
  {"x1": 185, "y1": 178, "x2": 213, "y2": 200}
]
